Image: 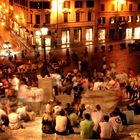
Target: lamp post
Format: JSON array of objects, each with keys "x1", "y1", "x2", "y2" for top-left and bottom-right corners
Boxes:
[{"x1": 41, "y1": 23, "x2": 50, "y2": 77}]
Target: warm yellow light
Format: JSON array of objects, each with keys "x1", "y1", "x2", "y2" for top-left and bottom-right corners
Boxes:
[
  {"x1": 0, "y1": 5, "x2": 2, "y2": 9},
  {"x1": 118, "y1": 0, "x2": 124, "y2": 4},
  {"x1": 15, "y1": 15, "x2": 19, "y2": 19},
  {"x1": 35, "y1": 30, "x2": 41, "y2": 36},
  {"x1": 52, "y1": 1, "x2": 56, "y2": 11},
  {"x1": 58, "y1": 0, "x2": 64, "y2": 10},
  {"x1": 10, "y1": 6, "x2": 13, "y2": 11},
  {"x1": 115, "y1": 0, "x2": 125, "y2": 11},
  {"x1": 116, "y1": 0, "x2": 125, "y2": 4},
  {"x1": 22, "y1": 19, "x2": 26, "y2": 24},
  {"x1": 52, "y1": 0, "x2": 64, "y2": 11},
  {"x1": 1, "y1": 21, "x2": 5, "y2": 26},
  {"x1": 41, "y1": 26, "x2": 48, "y2": 36},
  {"x1": 2, "y1": 2, "x2": 5, "y2": 7},
  {"x1": 5, "y1": 9, "x2": 9, "y2": 13}
]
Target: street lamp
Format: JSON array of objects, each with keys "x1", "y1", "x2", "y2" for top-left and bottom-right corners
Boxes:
[{"x1": 41, "y1": 23, "x2": 50, "y2": 77}]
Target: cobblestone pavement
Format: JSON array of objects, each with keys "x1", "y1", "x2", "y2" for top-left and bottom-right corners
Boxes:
[{"x1": 0, "y1": 92, "x2": 140, "y2": 140}]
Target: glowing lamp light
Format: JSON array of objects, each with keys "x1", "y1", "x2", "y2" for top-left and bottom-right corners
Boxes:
[
  {"x1": 5, "y1": 9, "x2": 9, "y2": 13},
  {"x1": 10, "y1": 6, "x2": 13, "y2": 11},
  {"x1": 41, "y1": 25, "x2": 48, "y2": 36},
  {"x1": 3, "y1": 43, "x2": 11, "y2": 49},
  {"x1": 15, "y1": 15, "x2": 19, "y2": 19},
  {"x1": 1, "y1": 21, "x2": 5, "y2": 26},
  {"x1": 22, "y1": 19, "x2": 26, "y2": 24},
  {"x1": 52, "y1": 0, "x2": 64, "y2": 11},
  {"x1": 35, "y1": 30, "x2": 41, "y2": 36},
  {"x1": 118, "y1": 0, "x2": 125, "y2": 4}
]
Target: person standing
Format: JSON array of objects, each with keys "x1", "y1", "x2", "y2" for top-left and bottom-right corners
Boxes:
[
  {"x1": 91, "y1": 104, "x2": 104, "y2": 131},
  {"x1": 17, "y1": 79, "x2": 28, "y2": 105},
  {"x1": 10, "y1": 75, "x2": 20, "y2": 93},
  {"x1": 81, "y1": 57, "x2": 88, "y2": 74}
]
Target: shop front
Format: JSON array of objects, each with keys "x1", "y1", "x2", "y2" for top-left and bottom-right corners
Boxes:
[
  {"x1": 74, "y1": 28, "x2": 81, "y2": 43},
  {"x1": 35, "y1": 30, "x2": 51, "y2": 51},
  {"x1": 134, "y1": 27, "x2": 140, "y2": 39},
  {"x1": 98, "y1": 28, "x2": 106, "y2": 43},
  {"x1": 86, "y1": 27, "x2": 93, "y2": 42},
  {"x1": 61, "y1": 29, "x2": 70, "y2": 44},
  {"x1": 126, "y1": 28, "x2": 132, "y2": 40}
]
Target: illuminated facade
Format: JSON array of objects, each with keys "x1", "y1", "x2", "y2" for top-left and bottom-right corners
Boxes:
[
  {"x1": 0, "y1": 0, "x2": 96, "y2": 48},
  {"x1": 96, "y1": 0, "x2": 140, "y2": 42},
  {"x1": 0, "y1": 0, "x2": 140, "y2": 48}
]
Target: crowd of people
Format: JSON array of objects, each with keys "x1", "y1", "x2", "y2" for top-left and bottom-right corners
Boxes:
[
  {"x1": 0, "y1": 46, "x2": 140, "y2": 139},
  {"x1": 41, "y1": 99, "x2": 140, "y2": 139},
  {"x1": 0, "y1": 85, "x2": 139, "y2": 139}
]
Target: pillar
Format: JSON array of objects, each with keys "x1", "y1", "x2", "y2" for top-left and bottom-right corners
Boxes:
[{"x1": 37, "y1": 75, "x2": 53, "y2": 103}]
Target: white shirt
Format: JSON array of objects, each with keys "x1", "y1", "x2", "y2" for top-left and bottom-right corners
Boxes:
[
  {"x1": 51, "y1": 73, "x2": 61, "y2": 86},
  {"x1": 16, "y1": 106, "x2": 26, "y2": 116},
  {"x1": 109, "y1": 116, "x2": 123, "y2": 133},
  {"x1": 8, "y1": 112, "x2": 19, "y2": 125},
  {"x1": 99, "y1": 122, "x2": 114, "y2": 139},
  {"x1": 11, "y1": 77, "x2": 20, "y2": 91},
  {"x1": 55, "y1": 115, "x2": 67, "y2": 132},
  {"x1": 93, "y1": 82, "x2": 103, "y2": 90},
  {"x1": 91, "y1": 110, "x2": 104, "y2": 131},
  {"x1": 18, "y1": 84, "x2": 28, "y2": 99}
]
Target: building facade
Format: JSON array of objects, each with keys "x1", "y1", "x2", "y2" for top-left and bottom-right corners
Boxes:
[
  {"x1": 0, "y1": 0, "x2": 140, "y2": 48},
  {"x1": 96, "y1": 0, "x2": 140, "y2": 43}
]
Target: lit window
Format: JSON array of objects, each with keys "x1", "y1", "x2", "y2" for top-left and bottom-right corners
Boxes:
[
  {"x1": 110, "y1": 17, "x2": 116, "y2": 24},
  {"x1": 127, "y1": 16, "x2": 131, "y2": 23},
  {"x1": 136, "y1": 15, "x2": 140, "y2": 22},
  {"x1": 127, "y1": 16, "x2": 133, "y2": 23}
]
